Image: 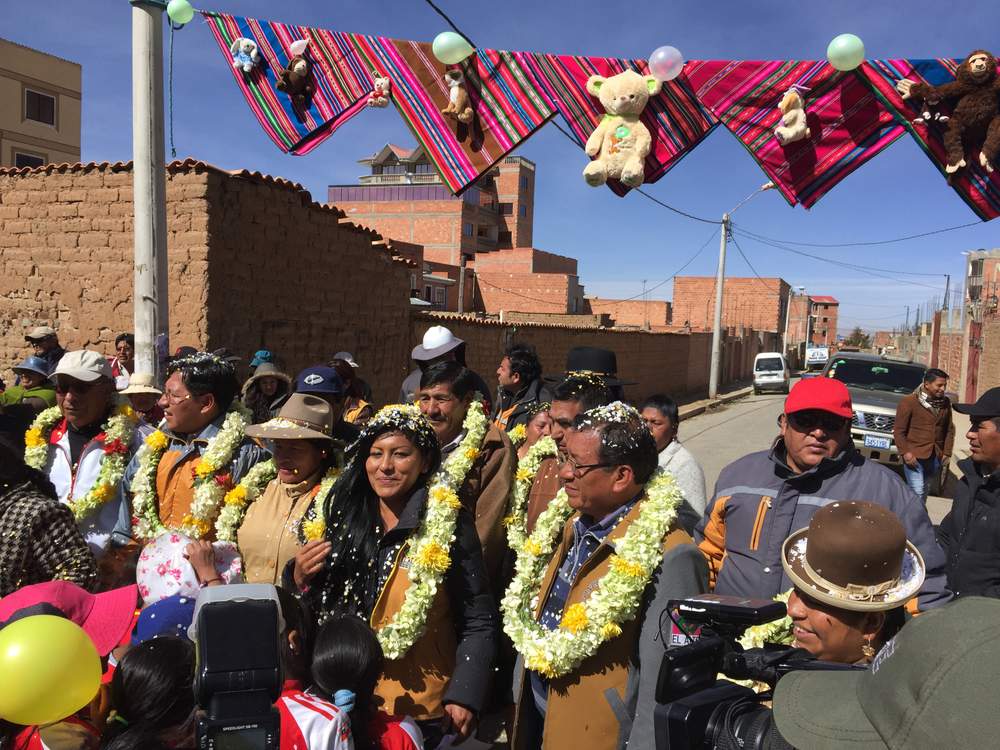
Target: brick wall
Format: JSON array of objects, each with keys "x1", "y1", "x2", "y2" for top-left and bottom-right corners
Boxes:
[
  {"x1": 503, "y1": 312, "x2": 611, "y2": 328},
  {"x1": 673, "y1": 276, "x2": 789, "y2": 332},
  {"x1": 472, "y1": 247, "x2": 577, "y2": 275},
  {"x1": 585, "y1": 297, "x2": 671, "y2": 327},
  {"x1": 475, "y1": 271, "x2": 579, "y2": 314}
]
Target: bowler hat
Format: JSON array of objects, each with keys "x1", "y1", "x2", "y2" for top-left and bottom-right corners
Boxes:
[
  {"x1": 544, "y1": 346, "x2": 636, "y2": 386},
  {"x1": 781, "y1": 501, "x2": 924, "y2": 612},
  {"x1": 245, "y1": 393, "x2": 336, "y2": 442}
]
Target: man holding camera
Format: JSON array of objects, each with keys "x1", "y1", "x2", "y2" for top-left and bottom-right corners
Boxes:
[
  {"x1": 696, "y1": 378, "x2": 950, "y2": 612},
  {"x1": 508, "y1": 403, "x2": 706, "y2": 750}
]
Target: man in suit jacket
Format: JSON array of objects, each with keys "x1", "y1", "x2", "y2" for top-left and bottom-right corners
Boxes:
[{"x1": 894, "y1": 367, "x2": 955, "y2": 502}]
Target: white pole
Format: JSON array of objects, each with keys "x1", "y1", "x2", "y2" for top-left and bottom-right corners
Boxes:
[
  {"x1": 708, "y1": 214, "x2": 729, "y2": 399},
  {"x1": 132, "y1": 2, "x2": 170, "y2": 381},
  {"x1": 782, "y1": 290, "x2": 792, "y2": 356}
]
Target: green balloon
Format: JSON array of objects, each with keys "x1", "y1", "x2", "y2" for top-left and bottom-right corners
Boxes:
[
  {"x1": 432, "y1": 31, "x2": 474, "y2": 65},
  {"x1": 827, "y1": 33, "x2": 865, "y2": 71},
  {"x1": 166, "y1": 0, "x2": 195, "y2": 26}
]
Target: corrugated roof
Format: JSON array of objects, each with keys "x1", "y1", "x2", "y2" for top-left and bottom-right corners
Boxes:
[{"x1": 809, "y1": 295, "x2": 839, "y2": 304}]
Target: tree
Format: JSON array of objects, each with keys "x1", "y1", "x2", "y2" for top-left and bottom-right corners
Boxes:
[{"x1": 844, "y1": 326, "x2": 871, "y2": 348}]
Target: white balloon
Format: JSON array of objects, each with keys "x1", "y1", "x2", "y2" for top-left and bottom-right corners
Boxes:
[{"x1": 648, "y1": 46, "x2": 685, "y2": 82}]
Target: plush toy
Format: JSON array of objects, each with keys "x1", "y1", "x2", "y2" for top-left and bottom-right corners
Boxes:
[
  {"x1": 773, "y1": 88, "x2": 811, "y2": 145},
  {"x1": 912, "y1": 97, "x2": 950, "y2": 126},
  {"x1": 229, "y1": 37, "x2": 260, "y2": 73},
  {"x1": 897, "y1": 50, "x2": 1000, "y2": 173},
  {"x1": 583, "y1": 69, "x2": 661, "y2": 188},
  {"x1": 276, "y1": 39, "x2": 315, "y2": 107},
  {"x1": 441, "y1": 70, "x2": 474, "y2": 123},
  {"x1": 367, "y1": 76, "x2": 391, "y2": 108}
]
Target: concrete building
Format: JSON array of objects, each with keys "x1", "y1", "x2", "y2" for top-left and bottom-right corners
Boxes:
[
  {"x1": 672, "y1": 276, "x2": 791, "y2": 333},
  {"x1": 0, "y1": 38, "x2": 81, "y2": 168},
  {"x1": 473, "y1": 247, "x2": 586, "y2": 314},
  {"x1": 328, "y1": 144, "x2": 535, "y2": 266},
  {"x1": 809, "y1": 295, "x2": 839, "y2": 346},
  {"x1": 960, "y1": 248, "x2": 1000, "y2": 401}
]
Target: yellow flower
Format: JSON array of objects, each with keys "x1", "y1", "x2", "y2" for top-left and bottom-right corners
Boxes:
[
  {"x1": 526, "y1": 653, "x2": 556, "y2": 678},
  {"x1": 194, "y1": 460, "x2": 214, "y2": 478},
  {"x1": 224, "y1": 485, "x2": 248, "y2": 507},
  {"x1": 145, "y1": 431, "x2": 169, "y2": 451},
  {"x1": 302, "y1": 518, "x2": 326, "y2": 542},
  {"x1": 92, "y1": 483, "x2": 115, "y2": 502},
  {"x1": 560, "y1": 602, "x2": 589, "y2": 633},
  {"x1": 430, "y1": 485, "x2": 461, "y2": 509},
  {"x1": 182, "y1": 515, "x2": 212, "y2": 536},
  {"x1": 415, "y1": 541, "x2": 451, "y2": 572},
  {"x1": 117, "y1": 404, "x2": 136, "y2": 420},
  {"x1": 600, "y1": 622, "x2": 623, "y2": 640},
  {"x1": 24, "y1": 428, "x2": 45, "y2": 448},
  {"x1": 610, "y1": 555, "x2": 646, "y2": 579},
  {"x1": 523, "y1": 539, "x2": 542, "y2": 556},
  {"x1": 516, "y1": 467, "x2": 533, "y2": 483},
  {"x1": 464, "y1": 447, "x2": 480, "y2": 462},
  {"x1": 503, "y1": 514, "x2": 516, "y2": 528},
  {"x1": 509, "y1": 424, "x2": 527, "y2": 443}
]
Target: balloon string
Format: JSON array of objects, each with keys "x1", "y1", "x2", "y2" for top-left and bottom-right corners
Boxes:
[{"x1": 421, "y1": 0, "x2": 476, "y2": 48}]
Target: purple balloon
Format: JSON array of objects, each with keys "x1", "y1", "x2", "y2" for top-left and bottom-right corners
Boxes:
[{"x1": 648, "y1": 46, "x2": 684, "y2": 82}]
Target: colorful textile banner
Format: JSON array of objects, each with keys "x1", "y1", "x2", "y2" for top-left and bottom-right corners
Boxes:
[
  {"x1": 349, "y1": 37, "x2": 554, "y2": 195},
  {"x1": 685, "y1": 61, "x2": 904, "y2": 208},
  {"x1": 514, "y1": 52, "x2": 717, "y2": 195},
  {"x1": 860, "y1": 59, "x2": 1000, "y2": 221},
  {"x1": 203, "y1": 12, "x2": 375, "y2": 155}
]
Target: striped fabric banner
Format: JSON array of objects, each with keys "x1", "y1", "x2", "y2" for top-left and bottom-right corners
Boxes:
[
  {"x1": 514, "y1": 52, "x2": 717, "y2": 195},
  {"x1": 860, "y1": 59, "x2": 1000, "y2": 221},
  {"x1": 349, "y1": 36, "x2": 554, "y2": 195},
  {"x1": 685, "y1": 61, "x2": 904, "y2": 208},
  {"x1": 203, "y1": 12, "x2": 375, "y2": 155}
]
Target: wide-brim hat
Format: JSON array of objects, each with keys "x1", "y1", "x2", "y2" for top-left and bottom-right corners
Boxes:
[
  {"x1": 544, "y1": 346, "x2": 636, "y2": 386},
  {"x1": 781, "y1": 501, "x2": 925, "y2": 612},
  {"x1": 412, "y1": 325, "x2": 464, "y2": 361},
  {"x1": 241, "y1": 362, "x2": 291, "y2": 396},
  {"x1": 245, "y1": 392, "x2": 336, "y2": 442},
  {"x1": 120, "y1": 372, "x2": 162, "y2": 396},
  {"x1": 12, "y1": 356, "x2": 50, "y2": 379}
]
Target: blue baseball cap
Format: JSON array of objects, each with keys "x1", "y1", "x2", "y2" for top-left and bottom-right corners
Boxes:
[
  {"x1": 250, "y1": 349, "x2": 274, "y2": 367},
  {"x1": 295, "y1": 365, "x2": 345, "y2": 396},
  {"x1": 130, "y1": 593, "x2": 195, "y2": 646}
]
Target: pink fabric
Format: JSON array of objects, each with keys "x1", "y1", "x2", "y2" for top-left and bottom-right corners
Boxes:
[{"x1": 136, "y1": 532, "x2": 243, "y2": 604}]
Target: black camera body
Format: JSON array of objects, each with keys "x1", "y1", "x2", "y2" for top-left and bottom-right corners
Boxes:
[{"x1": 190, "y1": 585, "x2": 284, "y2": 750}]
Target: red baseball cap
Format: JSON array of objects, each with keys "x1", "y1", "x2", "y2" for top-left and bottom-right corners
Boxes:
[
  {"x1": 0, "y1": 581, "x2": 138, "y2": 656},
  {"x1": 784, "y1": 377, "x2": 853, "y2": 419}
]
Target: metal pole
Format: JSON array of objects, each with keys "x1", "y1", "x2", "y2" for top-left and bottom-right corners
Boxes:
[
  {"x1": 642, "y1": 279, "x2": 649, "y2": 330},
  {"x1": 132, "y1": 1, "x2": 170, "y2": 381},
  {"x1": 708, "y1": 214, "x2": 729, "y2": 399},
  {"x1": 905, "y1": 305, "x2": 910, "y2": 332},
  {"x1": 782, "y1": 290, "x2": 792, "y2": 355},
  {"x1": 943, "y1": 274, "x2": 951, "y2": 310},
  {"x1": 457, "y1": 256, "x2": 466, "y2": 313}
]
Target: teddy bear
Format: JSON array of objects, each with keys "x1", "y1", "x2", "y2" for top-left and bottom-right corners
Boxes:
[
  {"x1": 229, "y1": 37, "x2": 259, "y2": 73},
  {"x1": 773, "y1": 87, "x2": 811, "y2": 145},
  {"x1": 276, "y1": 39, "x2": 315, "y2": 107},
  {"x1": 441, "y1": 70, "x2": 474, "y2": 124},
  {"x1": 897, "y1": 50, "x2": 1000, "y2": 173},
  {"x1": 367, "y1": 76, "x2": 391, "y2": 108},
  {"x1": 583, "y1": 69, "x2": 662, "y2": 188}
]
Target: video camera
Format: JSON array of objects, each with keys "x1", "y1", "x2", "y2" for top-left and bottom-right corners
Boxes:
[
  {"x1": 189, "y1": 584, "x2": 285, "y2": 750},
  {"x1": 654, "y1": 594, "x2": 864, "y2": 750}
]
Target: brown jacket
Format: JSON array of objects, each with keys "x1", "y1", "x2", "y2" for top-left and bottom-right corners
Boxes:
[
  {"x1": 525, "y1": 457, "x2": 562, "y2": 533},
  {"x1": 511, "y1": 501, "x2": 707, "y2": 750},
  {"x1": 894, "y1": 391, "x2": 955, "y2": 461}
]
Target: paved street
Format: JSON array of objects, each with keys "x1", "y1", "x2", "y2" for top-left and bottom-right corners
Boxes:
[{"x1": 680, "y1": 379, "x2": 953, "y2": 524}]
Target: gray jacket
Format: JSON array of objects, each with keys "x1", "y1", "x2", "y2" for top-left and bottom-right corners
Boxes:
[{"x1": 658, "y1": 441, "x2": 708, "y2": 535}]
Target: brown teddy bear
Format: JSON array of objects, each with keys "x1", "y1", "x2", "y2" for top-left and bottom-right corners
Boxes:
[
  {"x1": 583, "y1": 69, "x2": 662, "y2": 188},
  {"x1": 897, "y1": 50, "x2": 1000, "y2": 173},
  {"x1": 441, "y1": 70, "x2": 474, "y2": 123},
  {"x1": 276, "y1": 39, "x2": 315, "y2": 108}
]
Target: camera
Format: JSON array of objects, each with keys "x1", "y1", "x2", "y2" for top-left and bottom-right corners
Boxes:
[
  {"x1": 653, "y1": 594, "x2": 864, "y2": 750},
  {"x1": 189, "y1": 584, "x2": 285, "y2": 750}
]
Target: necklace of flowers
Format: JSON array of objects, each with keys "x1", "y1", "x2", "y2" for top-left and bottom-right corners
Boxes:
[
  {"x1": 507, "y1": 423, "x2": 527, "y2": 446},
  {"x1": 131, "y1": 404, "x2": 249, "y2": 541},
  {"x1": 504, "y1": 435, "x2": 557, "y2": 552},
  {"x1": 24, "y1": 403, "x2": 139, "y2": 520},
  {"x1": 501, "y1": 467, "x2": 682, "y2": 679},
  {"x1": 296, "y1": 467, "x2": 342, "y2": 543},
  {"x1": 375, "y1": 396, "x2": 488, "y2": 660}
]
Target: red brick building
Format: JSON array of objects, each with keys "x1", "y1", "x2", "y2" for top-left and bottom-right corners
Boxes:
[
  {"x1": 671, "y1": 276, "x2": 791, "y2": 333},
  {"x1": 473, "y1": 247, "x2": 586, "y2": 314},
  {"x1": 328, "y1": 145, "x2": 535, "y2": 266},
  {"x1": 585, "y1": 297, "x2": 671, "y2": 328},
  {"x1": 809, "y1": 295, "x2": 839, "y2": 346}
]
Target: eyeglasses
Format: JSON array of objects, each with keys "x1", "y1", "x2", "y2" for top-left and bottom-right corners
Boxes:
[
  {"x1": 54, "y1": 380, "x2": 98, "y2": 396},
  {"x1": 561, "y1": 455, "x2": 614, "y2": 478},
  {"x1": 786, "y1": 411, "x2": 848, "y2": 433},
  {"x1": 162, "y1": 390, "x2": 193, "y2": 405}
]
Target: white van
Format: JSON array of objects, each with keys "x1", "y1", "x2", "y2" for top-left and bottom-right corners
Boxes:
[{"x1": 753, "y1": 352, "x2": 789, "y2": 394}]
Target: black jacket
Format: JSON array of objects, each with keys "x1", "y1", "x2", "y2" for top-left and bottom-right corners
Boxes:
[
  {"x1": 492, "y1": 377, "x2": 552, "y2": 431},
  {"x1": 938, "y1": 458, "x2": 1000, "y2": 598}
]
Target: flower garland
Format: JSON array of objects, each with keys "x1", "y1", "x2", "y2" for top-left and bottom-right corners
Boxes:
[
  {"x1": 504, "y1": 436, "x2": 557, "y2": 552},
  {"x1": 375, "y1": 397, "x2": 488, "y2": 660},
  {"x1": 507, "y1": 423, "x2": 527, "y2": 446},
  {"x1": 214, "y1": 459, "x2": 278, "y2": 542},
  {"x1": 25, "y1": 403, "x2": 139, "y2": 520},
  {"x1": 296, "y1": 468, "x2": 342, "y2": 543},
  {"x1": 502, "y1": 467, "x2": 682, "y2": 679},
  {"x1": 720, "y1": 590, "x2": 794, "y2": 692},
  {"x1": 131, "y1": 405, "x2": 249, "y2": 541}
]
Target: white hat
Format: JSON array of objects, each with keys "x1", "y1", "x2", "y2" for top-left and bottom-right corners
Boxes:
[
  {"x1": 120, "y1": 372, "x2": 163, "y2": 396},
  {"x1": 411, "y1": 326, "x2": 464, "y2": 361},
  {"x1": 333, "y1": 351, "x2": 359, "y2": 368},
  {"x1": 25, "y1": 325, "x2": 57, "y2": 341},
  {"x1": 51, "y1": 350, "x2": 113, "y2": 382}
]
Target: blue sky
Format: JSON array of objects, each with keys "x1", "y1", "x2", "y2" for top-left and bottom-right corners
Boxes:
[{"x1": 5, "y1": 0, "x2": 998, "y2": 332}]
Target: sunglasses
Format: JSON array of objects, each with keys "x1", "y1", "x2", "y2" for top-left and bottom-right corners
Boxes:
[
  {"x1": 786, "y1": 411, "x2": 848, "y2": 433},
  {"x1": 54, "y1": 380, "x2": 99, "y2": 396}
]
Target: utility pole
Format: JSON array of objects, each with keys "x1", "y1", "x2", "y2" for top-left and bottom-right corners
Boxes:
[
  {"x1": 905, "y1": 305, "x2": 910, "y2": 332},
  {"x1": 642, "y1": 279, "x2": 649, "y2": 330},
  {"x1": 708, "y1": 213, "x2": 729, "y2": 399},
  {"x1": 781, "y1": 290, "x2": 792, "y2": 355},
  {"x1": 132, "y1": 0, "x2": 170, "y2": 380},
  {"x1": 457, "y1": 255, "x2": 466, "y2": 313},
  {"x1": 943, "y1": 274, "x2": 951, "y2": 310}
]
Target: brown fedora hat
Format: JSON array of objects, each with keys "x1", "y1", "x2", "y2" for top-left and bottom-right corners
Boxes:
[
  {"x1": 781, "y1": 501, "x2": 925, "y2": 612},
  {"x1": 245, "y1": 393, "x2": 335, "y2": 442}
]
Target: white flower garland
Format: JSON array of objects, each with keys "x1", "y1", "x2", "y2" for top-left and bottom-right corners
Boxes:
[
  {"x1": 375, "y1": 397, "x2": 488, "y2": 660},
  {"x1": 507, "y1": 423, "x2": 527, "y2": 446},
  {"x1": 296, "y1": 467, "x2": 342, "y2": 543},
  {"x1": 502, "y1": 467, "x2": 682, "y2": 679},
  {"x1": 504, "y1": 436, "x2": 557, "y2": 552},
  {"x1": 214, "y1": 459, "x2": 278, "y2": 542},
  {"x1": 24, "y1": 403, "x2": 139, "y2": 520},
  {"x1": 131, "y1": 405, "x2": 249, "y2": 540}
]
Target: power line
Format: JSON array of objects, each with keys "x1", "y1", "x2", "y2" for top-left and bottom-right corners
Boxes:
[
  {"x1": 728, "y1": 234, "x2": 782, "y2": 294},
  {"x1": 733, "y1": 219, "x2": 982, "y2": 251}
]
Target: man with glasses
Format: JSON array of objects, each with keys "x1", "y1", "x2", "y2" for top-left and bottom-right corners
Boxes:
[
  {"x1": 36, "y1": 351, "x2": 149, "y2": 556},
  {"x1": 696, "y1": 377, "x2": 950, "y2": 611},
  {"x1": 937, "y1": 387, "x2": 1000, "y2": 598}
]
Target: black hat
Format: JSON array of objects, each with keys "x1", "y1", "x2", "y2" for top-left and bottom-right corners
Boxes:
[
  {"x1": 544, "y1": 346, "x2": 636, "y2": 386},
  {"x1": 954, "y1": 386, "x2": 1000, "y2": 418}
]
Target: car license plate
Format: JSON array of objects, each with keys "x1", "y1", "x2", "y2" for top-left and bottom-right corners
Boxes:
[{"x1": 863, "y1": 435, "x2": 891, "y2": 450}]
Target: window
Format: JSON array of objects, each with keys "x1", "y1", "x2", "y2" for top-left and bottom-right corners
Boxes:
[
  {"x1": 498, "y1": 230, "x2": 512, "y2": 246},
  {"x1": 410, "y1": 273, "x2": 418, "y2": 292},
  {"x1": 822, "y1": 317, "x2": 828, "y2": 323},
  {"x1": 434, "y1": 287, "x2": 446, "y2": 304},
  {"x1": 414, "y1": 162, "x2": 435, "y2": 174},
  {"x1": 499, "y1": 202, "x2": 513, "y2": 215},
  {"x1": 14, "y1": 152, "x2": 45, "y2": 169},
  {"x1": 25, "y1": 89, "x2": 56, "y2": 125},
  {"x1": 519, "y1": 204, "x2": 527, "y2": 217},
  {"x1": 462, "y1": 223, "x2": 474, "y2": 237},
  {"x1": 424, "y1": 285, "x2": 432, "y2": 301},
  {"x1": 520, "y1": 176, "x2": 529, "y2": 190},
  {"x1": 477, "y1": 225, "x2": 491, "y2": 238}
]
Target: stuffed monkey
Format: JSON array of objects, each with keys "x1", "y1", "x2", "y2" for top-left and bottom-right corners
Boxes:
[
  {"x1": 277, "y1": 39, "x2": 315, "y2": 107},
  {"x1": 441, "y1": 70, "x2": 474, "y2": 124}
]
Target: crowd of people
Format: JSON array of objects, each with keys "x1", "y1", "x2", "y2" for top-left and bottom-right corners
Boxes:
[{"x1": 0, "y1": 321, "x2": 999, "y2": 750}]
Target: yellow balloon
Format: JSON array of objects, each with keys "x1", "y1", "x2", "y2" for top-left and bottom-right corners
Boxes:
[{"x1": 0, "y1": 615, "x2": 101, "y2": 725}]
